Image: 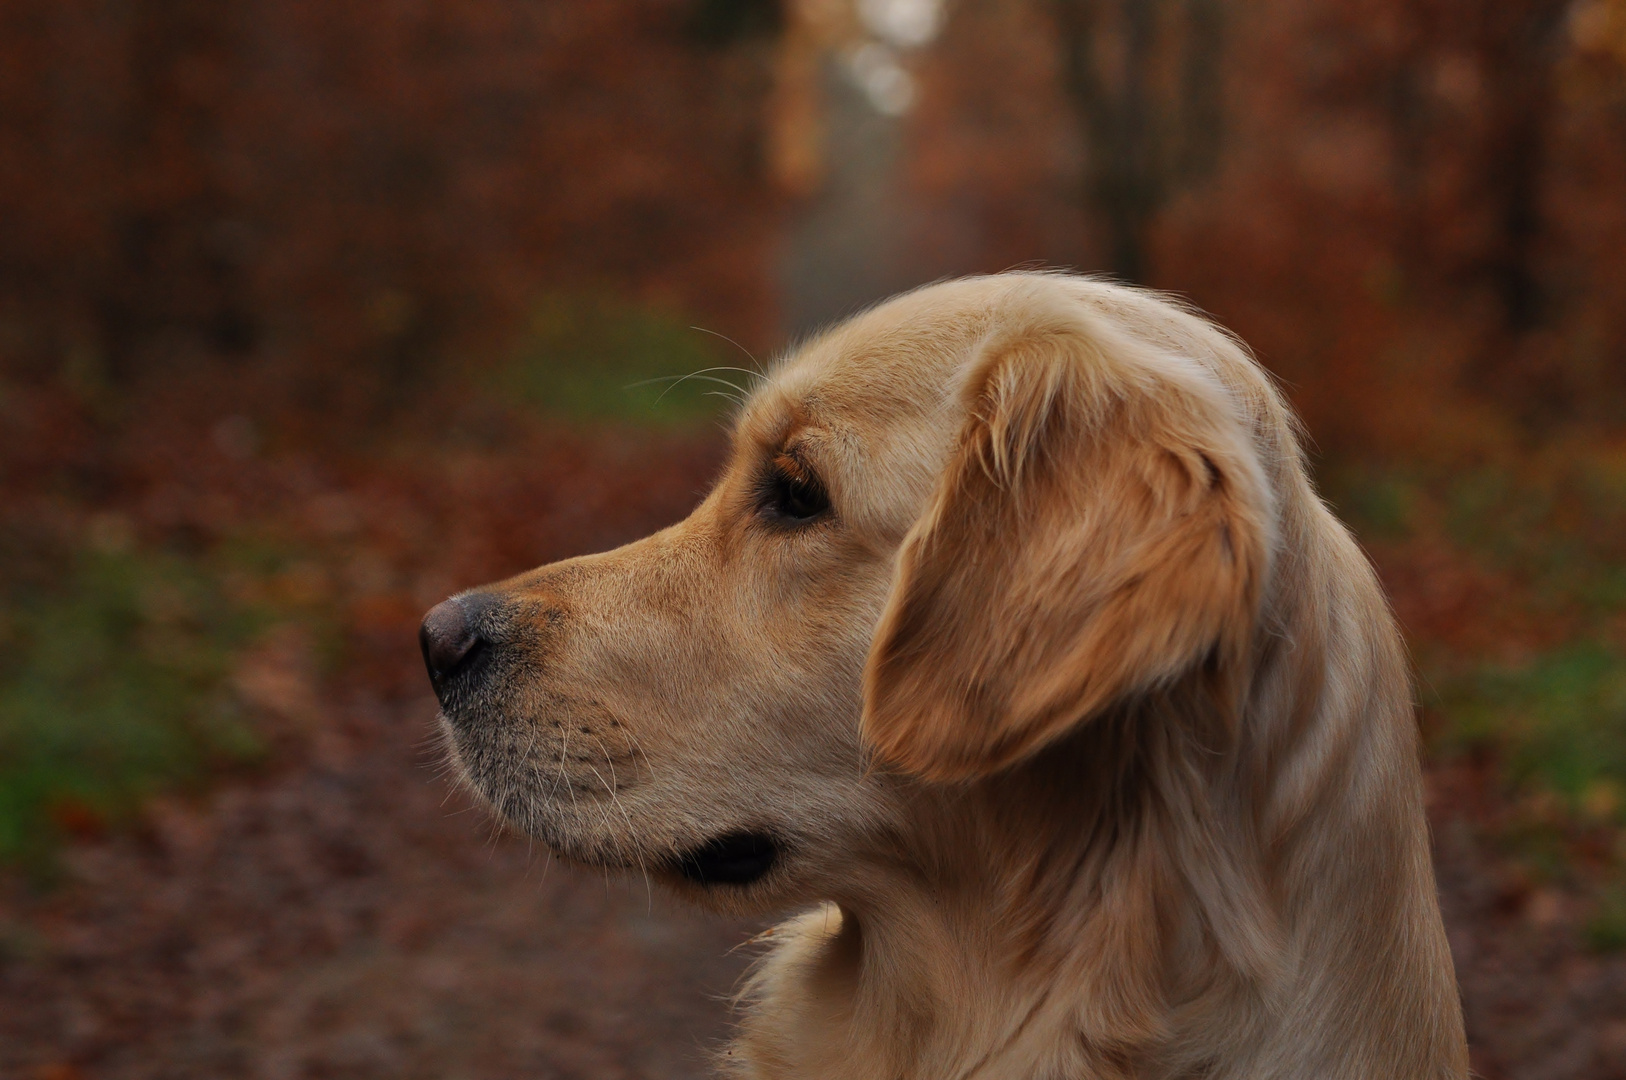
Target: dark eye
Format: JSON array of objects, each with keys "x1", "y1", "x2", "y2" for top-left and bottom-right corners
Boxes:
[{"x1": 760, "y1": 453, "x2": 830, "y2": 524}]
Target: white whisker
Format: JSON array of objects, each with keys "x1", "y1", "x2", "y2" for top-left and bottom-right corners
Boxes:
[
  {"x1": 687, "y1": 327, "x2": 766, "y2": 374},
  {"x1": 587, "y1": 751, "x2": 654, "y2": 914},
  {"x1": 626, "y1": 367, "x2": 760, "y2": 407}
]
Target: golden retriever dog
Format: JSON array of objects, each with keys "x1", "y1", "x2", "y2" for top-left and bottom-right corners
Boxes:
[{"x1": 420, "y1": 273, "x2": 1468, "y2": 1078}]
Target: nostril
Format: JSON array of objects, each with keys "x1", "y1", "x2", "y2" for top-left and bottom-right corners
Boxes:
[{"x1": 419, "y1": 595, "x2": 494, "y2": 687}]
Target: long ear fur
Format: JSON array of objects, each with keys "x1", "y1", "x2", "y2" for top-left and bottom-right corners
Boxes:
[{"x1": 861, "y1": 292, "x2": 1273, "y2": 781}]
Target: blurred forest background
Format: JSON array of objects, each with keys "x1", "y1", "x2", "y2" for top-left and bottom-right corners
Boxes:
[{"x1": 2, "y1": 0, "x2": 1625, "y2": 1077}]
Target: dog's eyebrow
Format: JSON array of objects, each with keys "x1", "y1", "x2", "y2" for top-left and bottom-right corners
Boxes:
[
  {"x1": 774, "y1": 428, "x2": 841, "y2": 489},
  {"x1": 773, "y1": 440, "x2": 816, "y2": 475}
]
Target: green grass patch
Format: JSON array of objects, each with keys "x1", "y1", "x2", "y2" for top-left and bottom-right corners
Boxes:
[
  {"x1": 1434, "y1": 644, "x2": 1626, "y2": 824},
  {"x1": 1326, "y1": 450, "x2": 1626, "y2": 620},
  {"x1": 0, "y1": 542, "x2": 264, "y2": 874},
  {"x1": 492, "y1": 294, "x2": 754, "y2": 426}
]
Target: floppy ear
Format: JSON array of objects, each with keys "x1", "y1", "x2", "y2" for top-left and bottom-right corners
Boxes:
[{"x1": 861, "y1": 301, "x2": 1272, "y2": 781}]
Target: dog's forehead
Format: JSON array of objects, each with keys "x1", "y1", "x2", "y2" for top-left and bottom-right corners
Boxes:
[
  {"x1": 748, "y1": 285, "x2": 999, "y2": 440},
  {"x1": 735, "y1": 284, "x2": 1001, "y2": 534}
]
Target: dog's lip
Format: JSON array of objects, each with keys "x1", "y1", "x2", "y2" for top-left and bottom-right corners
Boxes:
[{"x1": 670, "y1": 830, "x2": 781, "y2": 886}]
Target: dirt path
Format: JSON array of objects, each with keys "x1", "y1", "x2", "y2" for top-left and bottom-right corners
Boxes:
[
  {"x1": 0, "y1": 686, "x2": 760, "y2": 1080},
  {"x1": 1432, "y1": 765, "x2": 1626, "y2": 1080}
]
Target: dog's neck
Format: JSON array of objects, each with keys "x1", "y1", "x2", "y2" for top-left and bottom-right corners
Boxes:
[
  {"x1": 734, "y1": 706, "x2": 1278, "y2": 1079},
  {"x1": 728, "y1": 592, "x2": 1464, "y2": 1079}
]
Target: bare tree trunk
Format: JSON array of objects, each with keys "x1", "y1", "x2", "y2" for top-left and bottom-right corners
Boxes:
[
  {"x1": 1052, "y1": 0, "x2": 1224, "y2": 283},
  {"x1": 1478, "y1": 0, "x2": 1568, "y2": 335},
  {"x1": 98, "y1": 0, "x2": 251, "y2": 382}
]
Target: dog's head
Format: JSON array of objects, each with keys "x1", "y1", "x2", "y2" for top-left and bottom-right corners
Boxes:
[{"x1": 421, "y1": 275, "x2": 1278, "y2": 912}]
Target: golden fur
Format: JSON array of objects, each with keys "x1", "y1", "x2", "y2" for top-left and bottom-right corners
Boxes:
[{"x1": 429, "y1": 273, "x2": 1468, "y2": 1078}]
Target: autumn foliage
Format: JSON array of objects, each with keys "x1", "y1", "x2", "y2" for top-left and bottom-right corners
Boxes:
[
  {"x1": 0, "y1": 0, "x2": 782, "y2": 416},
  {"x1": 909, "y1": 0, "x2": 1626, "y2": 450}
]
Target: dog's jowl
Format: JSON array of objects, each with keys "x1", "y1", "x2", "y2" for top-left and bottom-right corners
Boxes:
[{"x1": 421, "y1": 273, "x2": 1470, "y2": 1080}]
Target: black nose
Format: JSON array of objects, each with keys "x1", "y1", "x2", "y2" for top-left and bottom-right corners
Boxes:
[{"x1": 419, "y1": 593, "x2": 499, "y2": 690}]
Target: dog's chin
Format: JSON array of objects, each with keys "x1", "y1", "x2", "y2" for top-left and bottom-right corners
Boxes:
[
  {"x1": 446, "y1": 759, "x2": 789, "y2": 894},
  {"x1": 436, "y1": 719, "x2": 792, "y2": 898}
]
